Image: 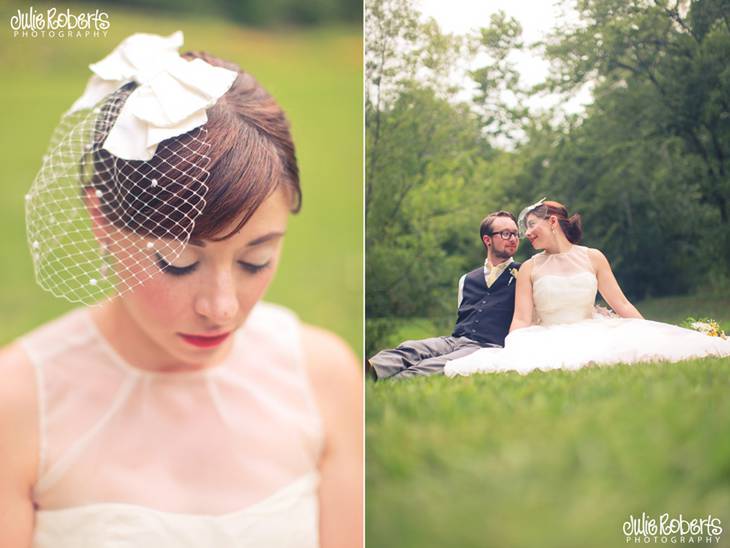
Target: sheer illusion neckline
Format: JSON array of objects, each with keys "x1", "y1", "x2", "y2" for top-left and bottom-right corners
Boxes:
[
  {"x1": 542, "y1": 244, "x2": 574, "y2": 256},
  {"x1": 81, "y1": 308, "x2": 231, "y2": 379}
]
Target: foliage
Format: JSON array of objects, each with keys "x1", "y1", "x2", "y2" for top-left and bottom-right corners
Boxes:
[
  {"x1": 366, "y1": 87, "x2": 496, "y2": 317},
  {"x1": 366, "y1": 0, "x2": 730, "y2": 345},
  {"x1": 468, "y1": 11, "x2": 530, "y2": 142},
  {"x1": 541, "y1": 0, "x2": 730, "y2": 290},
  {"x1": 365, "y1": 0, "x2": 522, "y2": 339}
]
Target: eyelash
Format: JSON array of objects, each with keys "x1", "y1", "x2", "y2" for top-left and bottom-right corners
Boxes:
[
  {"x1": 155, "y1": 253, "x2": 197, "y2": 276},
  {"x1": 239, "y1": 262, "x2": 270, "y2": 274},
  {"x1": 155, "y1": 254, "x2": 270, "y2": 277}
]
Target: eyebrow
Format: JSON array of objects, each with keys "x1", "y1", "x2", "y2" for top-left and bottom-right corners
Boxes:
[
  {"x1": 188, "y1": 231, "x2": 286, "y2": 248},
  {"x1": 246, "y1": 231, "x2": 286, "y2": 246}
]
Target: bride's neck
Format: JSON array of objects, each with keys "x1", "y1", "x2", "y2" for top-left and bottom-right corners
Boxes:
[{"x1": 543, "y1": 233, "x2": 573, "y2": 255}]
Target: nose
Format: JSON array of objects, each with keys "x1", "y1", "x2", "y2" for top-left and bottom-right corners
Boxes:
[{"x1": 193, "y1": 268, "x2": 239, "y2": 324}]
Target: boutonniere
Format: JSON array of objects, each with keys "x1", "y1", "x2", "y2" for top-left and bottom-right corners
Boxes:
[{"x1": 508, "y1": 266, "x2": 519, "y2": 285}]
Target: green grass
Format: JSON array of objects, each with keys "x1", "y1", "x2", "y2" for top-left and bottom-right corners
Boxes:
[
  {"x1": 367, "y1": 295, "x2": 730, "y2": 548},
  {"x1": 0, "y1": 3, "x2": 362, "y2": 354}
]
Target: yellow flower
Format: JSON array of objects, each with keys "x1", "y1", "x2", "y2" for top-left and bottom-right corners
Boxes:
[{"x1": 688, "y1": 319, "x2": 727, "y2": 339}]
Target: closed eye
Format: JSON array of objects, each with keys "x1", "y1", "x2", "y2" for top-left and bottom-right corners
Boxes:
[
  {"x1": 238, "y1": 261, "x2": 271, "y2": 274},
  {"x1": 156, "y1": 253, "x2": 198, "y2": 276}
]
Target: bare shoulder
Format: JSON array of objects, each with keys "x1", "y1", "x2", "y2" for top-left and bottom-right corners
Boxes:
[
  {"x1": 300, "y1": 324, "x2": 361, "y2": 394},
  {"x1": 300, "y1": 324, "x2": 362, "y2": 441},
  {"x1": 300, "y1": 326, "x2": 363, "y2": 547},
  {"x1": 519, "y1": 257, "x2": 535, "y2": 270},
  {"x1": 585, "y1": 246, "x2": 605, "y2": 259},
  {"x1": 0, "y1": 342, "x2": 37, "y2": 415},
  {"x1": 516, "y1": 257, "x2": 535, "y2": 277},
  {"x1": 586, "y1": 247, "x2": 610, "y2": 269},
  {"x1": 0, "y1": 342, "x2": 39, "y2": 484}
]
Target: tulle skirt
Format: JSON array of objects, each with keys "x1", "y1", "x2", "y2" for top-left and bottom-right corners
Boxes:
[{"x1": 444, "y1": 318, "x2": 730, "y2": 377}]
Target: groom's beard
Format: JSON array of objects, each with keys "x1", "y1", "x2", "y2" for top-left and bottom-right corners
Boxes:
[{"x1": 491, "y1": 246, "x2": 515, "y2": 260}]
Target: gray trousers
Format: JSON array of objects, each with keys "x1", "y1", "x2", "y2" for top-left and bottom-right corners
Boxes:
[{"x1": 368, "y1": 336, "x2": 485, "y2": 380}]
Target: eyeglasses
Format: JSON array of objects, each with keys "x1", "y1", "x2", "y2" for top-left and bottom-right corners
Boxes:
[{"x1": 490, "y1": 230, "x2": 519, "y2": 240}]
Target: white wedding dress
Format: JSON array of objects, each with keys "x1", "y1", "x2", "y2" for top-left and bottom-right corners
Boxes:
[
  {"x1": 445, "y1": 245, "x2": 730, "y2": 376},
  {"x1": 20, "y1": 302, "x2": 323, "y2": 547}
]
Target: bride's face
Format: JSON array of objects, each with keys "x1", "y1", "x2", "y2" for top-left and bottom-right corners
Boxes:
[
  {"x1": 524, "y1": 213, "x2": 554, "y2": 249},
  {"x1": 116, "y1": 188, "x2": 290, "y2": 367}
]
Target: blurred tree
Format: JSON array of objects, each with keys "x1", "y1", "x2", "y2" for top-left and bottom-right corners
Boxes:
[
  {"x1": 542, "y1": 0, "x2": 730, "y2": 283},
  {"x1": 365, "y1": 1, "x2": 524, "y2": 354},
  {"x1": 367, "y1": 0, "x2": 730, "y2": 350},
  {"x1": 469, "y1": 11, "x2": 530, "y2": 142},
  {"x1": 366, "y1": 86, "x2": 496, "y2": 317}
]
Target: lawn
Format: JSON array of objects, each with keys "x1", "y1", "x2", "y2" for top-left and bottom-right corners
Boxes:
[
  {"x1": 0, "y1": 3, "x2": 362, "y2": 354},
  {"x1": 366, "y1": 295, "x2": 730, "y2": 548}
]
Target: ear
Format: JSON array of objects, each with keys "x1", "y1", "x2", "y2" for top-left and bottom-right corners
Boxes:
[
  {"x1": 82, "y1": 186, "x2": 111, "y2": 248},
  {"x1": 482, "y1": 234, "x2": 491, "y2": 248}
]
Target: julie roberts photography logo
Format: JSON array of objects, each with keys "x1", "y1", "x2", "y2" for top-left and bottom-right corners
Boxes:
[
  {"x1": 9, "y1": 6, "x2": 110, "y2": 38},
  {"x1": 623, "y1": 513, "x2": 723, "y2": 544}
]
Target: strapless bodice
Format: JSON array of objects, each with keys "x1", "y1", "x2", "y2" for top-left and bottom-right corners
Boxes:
[{"x1": 533, "y1": 272, "x2": 597, "y2": 326}]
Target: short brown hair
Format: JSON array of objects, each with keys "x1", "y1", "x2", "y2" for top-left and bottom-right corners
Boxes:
[
  {"x1": 480, "y1": 210, "x2": 516, "y2": 246},
  {"x1": 89, "y1": 51, "x2": 300, "y2": 241},
  {"x1": 529, "y1": 200, "x2": 583, "y2": 244}
]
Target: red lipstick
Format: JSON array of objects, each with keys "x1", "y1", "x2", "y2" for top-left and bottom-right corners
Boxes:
[{"x1": 178, "y1": 332, "x2": 230, "y2": 348}]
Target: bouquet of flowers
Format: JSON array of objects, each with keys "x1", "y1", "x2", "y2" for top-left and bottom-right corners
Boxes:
[{"x1": 682, "y1": 317, "x2": 728, "y2": 339}]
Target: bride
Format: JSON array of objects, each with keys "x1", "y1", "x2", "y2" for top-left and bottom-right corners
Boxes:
[
  {"x1": 445, "y1": 199, "x2": 730, "y2": 376},
  {"x1": 0, "y1": 32, "x2": 361, "y2": 547}
]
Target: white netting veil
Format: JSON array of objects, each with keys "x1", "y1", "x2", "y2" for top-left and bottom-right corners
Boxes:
[
  {"x1": 517, "y1": 197, "x2": 548, "y2": 238},
  {"x1": 24, "y1": 31, "x2": 238, "y2": 305},
  {"x1": 25, "y1": 84, "x2": 211, "y2": 305}
]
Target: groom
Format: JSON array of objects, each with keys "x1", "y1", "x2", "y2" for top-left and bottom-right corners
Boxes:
[{"x1": 368, "y1": 210, "x2": 521, "y2": 379}]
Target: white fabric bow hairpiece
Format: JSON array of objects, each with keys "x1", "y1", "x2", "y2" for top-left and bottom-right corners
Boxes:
[{"x1": 68, "y1": 31, "x2": 238, "y2": 160}]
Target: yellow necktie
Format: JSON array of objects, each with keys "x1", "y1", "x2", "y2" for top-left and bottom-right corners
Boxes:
[{"x1": 486, "y1": 266, "x2": 500, "y2": 288}]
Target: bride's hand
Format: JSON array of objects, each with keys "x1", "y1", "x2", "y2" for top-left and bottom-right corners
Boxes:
[
  {"x1": 589, "y1": 248, "x2": 644, "y2": 320},
  {"x1": 594, "y1": 305, "x2": 618, "y2": 318}
]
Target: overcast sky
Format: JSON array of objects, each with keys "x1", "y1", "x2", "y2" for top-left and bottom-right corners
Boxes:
[{"x1": 418, "y1": 0, "x2": 591, "y2": 114}]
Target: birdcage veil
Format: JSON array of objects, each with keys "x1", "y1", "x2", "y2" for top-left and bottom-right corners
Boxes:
[
  {"x1": 517, "y1": 197, "x2": 548, "y2": 238},
  {"x1": 24, "y1": 31, "x2": 237, "y2": 304}
]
